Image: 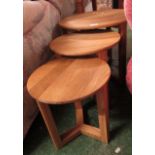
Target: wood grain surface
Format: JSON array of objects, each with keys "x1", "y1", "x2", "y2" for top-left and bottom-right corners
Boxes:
[
  {"x1": 27, "y1": 58, "x2": 111, "y2": 104},
  {"x1": 59, "y1": 9, "x2": 126, "y2": 31},
  {"x1": 50, "y1": 32, "x2": 120, "y2": 56}
]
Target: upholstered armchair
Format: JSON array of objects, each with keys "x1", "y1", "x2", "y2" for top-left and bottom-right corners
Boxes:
[
  {"x1": 124, "y1": 0, "x2": 132, "y2": 93},
  {"x1": 23, "y1": 0, "x2": 89, "y2": 138}
]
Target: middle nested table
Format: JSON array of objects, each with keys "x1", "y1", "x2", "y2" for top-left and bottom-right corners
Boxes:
[{"x1": 50, "y1": 31, "x2": 120, "y2": 61}]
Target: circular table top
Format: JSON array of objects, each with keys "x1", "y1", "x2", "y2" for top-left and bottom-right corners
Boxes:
[
  {"x1": 59, "y1": 9, "x2": 126, "y2": 31},
  {"x1": 27, "y1": 58, "x2": 111, "y2": 104},
  {"x1": 50, "y1": 32, "x2": 120, "y2": 56}
]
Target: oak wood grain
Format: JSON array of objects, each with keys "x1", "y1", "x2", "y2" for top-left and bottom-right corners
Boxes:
[
  {"x1": 80, "y1": 124, "x2": 102, "y2": 141},
  {"x1": 97, "y1": 50, "x2": 109, "y2": 62},
  {"x1": 96, "y1": 82, "x2": 109, "y2": 143},
  {"x1": 60, "y1": 125, "x2": 81, "y2": 145},
  {"x1": 75, "y1": 101, "x2": 84, "y2": 126},
  {"x1": 50, "y1": 32, "x2": 120, "y2": 57},
  {"x1": 36, "y1": 101, "x2": 62, "y2": 149},
  {"x1": 59, "y1": 9, "x2": 126, "y2": 31},
  {"x1": 27, "y1": 58, "x2": 111, "y2": 104}
]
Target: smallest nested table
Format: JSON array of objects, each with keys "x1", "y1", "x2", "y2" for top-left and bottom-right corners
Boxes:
[
  {"x1": 27, "y1": 57, "x2": 111, "y2": 149},
  {"x1": 59, "y1": 9, "x2": 126, "y2": 31}
]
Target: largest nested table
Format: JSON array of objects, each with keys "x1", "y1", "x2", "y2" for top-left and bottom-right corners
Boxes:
[
  {"x1": 50, "y1": 31, "x2": 120, "y2": 61},
  {"x1": 59, "y1": 9, "x2": 127, "y2": 81},
  {"x1": 27, "y1": 58, "x2": 111, "y2": 149}
]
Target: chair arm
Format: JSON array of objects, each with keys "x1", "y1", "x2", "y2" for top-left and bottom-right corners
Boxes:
[{"x1": 23, "y1": 1, "x2": 46, "y2": 34}]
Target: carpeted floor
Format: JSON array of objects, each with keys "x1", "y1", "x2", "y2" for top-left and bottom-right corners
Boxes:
[{"x1": 24, "y1": 78, "x2": 132, "y2": 155}]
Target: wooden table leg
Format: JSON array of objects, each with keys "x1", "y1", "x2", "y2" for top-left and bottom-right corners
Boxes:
[
  {"x1": 96, "y1": 82, "x2": 109, "y2": 143},
  {"x1": 37, "y1": 101, "x2": 83, "y2": 148},
  {"x1": 92, "y1": 0, "x2": 97, "y2": 10},
  {"x1": 75, "y1": 101, "x2": 84, "y2": 126},
  {"x1": 36, "y1": 101, "x2": 63, "y2": 149},
  {"x1": 118, "y1": 0, "x2": 124, "y2": 8},
  {"x1": 97, "y1": 50, "x2": 109, "y2": 62},
  {"x1": 75, "y1": 0, "x2": 84, "y2": 13},
  {"x1": 119, "y1": 22, "x2": 127, "y2": 83}
]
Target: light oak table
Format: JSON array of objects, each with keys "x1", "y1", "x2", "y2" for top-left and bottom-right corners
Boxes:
[
  {"x1": 27, "y1": 57, "x2": 111, "y2": 149},
  {"x1": 50, "y1": 31, "x2": 120, "y2": 61},
  {"x1": 59, "y1": 9, "x2": 127, "y2": 82},
  {"x1": 59, "y1": 9, "x2": 126, "y2": 31}
]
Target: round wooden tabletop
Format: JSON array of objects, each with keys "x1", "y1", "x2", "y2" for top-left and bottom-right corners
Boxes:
[
  {"x1": 27, "y1": 58, "x2": 111, "y2": 104},
  {"x1": 50, "y1": 32, "x2": 120, "y2": 56},
  {"x1": 59, "y1": 9, "x2": 126, "y2": 31}
]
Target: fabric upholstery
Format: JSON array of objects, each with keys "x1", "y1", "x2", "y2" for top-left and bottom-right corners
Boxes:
[
  {"x1": 23, "y1": 0, "x2": 60, "y2": 86},
  {"x1": 23, "y1": 0, "x2": 60, "y2": 138},
  {"x1": 23, "y1": 0, "x2": 89, "y2": 138}
]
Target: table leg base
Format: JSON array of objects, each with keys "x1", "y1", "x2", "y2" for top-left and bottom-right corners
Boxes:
[
  {"x1": 60, "y1": 123, "x2": 108, "y2": 147},
  {"x1": 36, "y1": 85, "x2": 109, "y2": 149}
]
